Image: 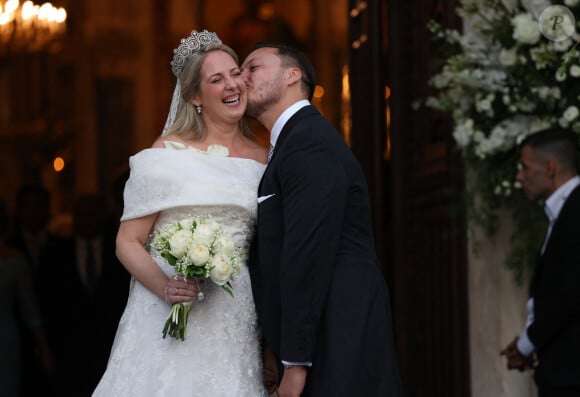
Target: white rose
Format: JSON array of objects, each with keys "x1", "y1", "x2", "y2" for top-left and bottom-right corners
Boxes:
[
  {"x1": 565, "y1": 0, "x2": 579, "y2": 7},
  {"x1": 192, "y1": 223, "x2": 215, "y2": 246},
  {"x1": 570, "y1": 65, "x2": 580, "y2": 77},
  {"x1": 188, "y1": 244, "x2": 210, "y2": 266},
  {"x1": 563, "y1": 105, "x2": 579, "y2": 121},
  {"x1": 214, "y1": 235, "x2": 235, "y2": 256},
  {"x1": 512, "y1": 13, "x2": 541, "y2": 45},
  {"x1": 209, "y1": 254, "x2": 234, "y2": 285},
  {"x1": 168, "y1": 229, "x2": 194, "y2": 258},
  {"x1": 499, "y1": 47, "x2": 517, "y2": 66}
]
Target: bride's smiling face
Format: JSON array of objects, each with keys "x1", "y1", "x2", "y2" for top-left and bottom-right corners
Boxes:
[{"x1": 194, "y1": 50, "x2": 247, "y2": 124}]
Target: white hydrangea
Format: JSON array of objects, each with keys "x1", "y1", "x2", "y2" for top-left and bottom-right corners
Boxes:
[
  {"x1": 563, "y1": 105, "x2": 580, "y2": 122},
  {"x1": 499, "y1": 47, "x2": 518, "y2": 66},
  {"x1": 512, "y1": 13, "x2": 541, "y2": 44},
  {"x1": 452, "y1": 119, "x2": 475, "y2": 148},
  {"x1": 475, "y1": 93, "x2": 495, "y2": 116},
  {"x1": 556, "y1": 68, "x2": 567, "y2": 81}
]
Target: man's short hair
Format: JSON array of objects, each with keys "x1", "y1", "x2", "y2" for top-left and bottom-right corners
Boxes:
[
  {"x1": 520, "y1": 128, "x2": 579, "y2": 172},
  {"x1": 250, "y1": 42, "x2": 317, "y2": 101}
]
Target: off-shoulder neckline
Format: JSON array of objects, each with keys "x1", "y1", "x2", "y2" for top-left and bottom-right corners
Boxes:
[{"x1": 156, "y1": 140, "x2": 267, "y2": 166}]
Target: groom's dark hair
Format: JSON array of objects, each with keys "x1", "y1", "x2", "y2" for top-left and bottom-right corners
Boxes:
[{"x1": 251, "y1": 42, "x2": 317, "y2": 101}]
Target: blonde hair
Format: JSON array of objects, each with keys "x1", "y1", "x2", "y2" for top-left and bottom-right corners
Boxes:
[{"x1": 167, "y1": 42, "x2": 253, "y2": 140}]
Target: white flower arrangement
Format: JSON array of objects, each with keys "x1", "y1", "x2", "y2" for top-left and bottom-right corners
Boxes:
[
  {"x1": 421, "y1": 0, "x2": 580, "y2": 280},
  {"x1": 150, "y1": 216, "x2": 241, "y2": 340}
]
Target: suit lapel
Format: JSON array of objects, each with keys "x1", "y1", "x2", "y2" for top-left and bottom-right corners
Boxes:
[
  {"x1": 258, "y1": 105, "x2": 320, "y2": 193},
  {"x1": 272, "y1": 106, "x2": 319, "y2": 158}
]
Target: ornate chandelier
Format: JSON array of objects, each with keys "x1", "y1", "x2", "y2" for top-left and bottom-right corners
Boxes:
[{"x1": 0, "y1": 0, "x2": 67, "y2": 54}]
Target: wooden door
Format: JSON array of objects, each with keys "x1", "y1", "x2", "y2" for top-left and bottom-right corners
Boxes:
[{"x1": 348, "y1": 0, "x2": 470, "y2": 395}]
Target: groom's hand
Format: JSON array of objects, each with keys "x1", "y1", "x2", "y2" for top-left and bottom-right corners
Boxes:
[{"x1": 278, "y1": 366, "x2": 307, "y2": 397}]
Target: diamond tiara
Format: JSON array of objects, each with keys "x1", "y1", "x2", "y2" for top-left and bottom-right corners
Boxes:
[{"x1": 170, "y1": 29, "x2": 222, "y2": 77}]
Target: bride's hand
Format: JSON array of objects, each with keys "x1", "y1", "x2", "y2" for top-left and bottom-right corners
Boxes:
[
  {"x1": 277, "y1": 366, "x2": 307, "y2": 397},
  {"x1": 164, "y1": 275, "x2": 199, "y2": 304},
  {"x1": 262, "y1": 343, "x2": 279, "y2": 394}
]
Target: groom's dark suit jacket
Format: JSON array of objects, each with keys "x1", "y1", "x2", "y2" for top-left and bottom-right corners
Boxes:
[
  {"x1": 249, "y1": 105, "x2": 401, "y2": 396},
  {"x1": 528, "y1": 184, "x2": 580, "y2": 388}
]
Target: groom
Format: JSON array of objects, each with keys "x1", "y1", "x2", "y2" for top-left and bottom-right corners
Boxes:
[{"x1": 243, "y1": 43, "x2": 402, "y2": 396}]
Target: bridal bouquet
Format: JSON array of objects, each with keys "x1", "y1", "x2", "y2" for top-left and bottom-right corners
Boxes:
[{"x1": 149, "y1": 216, "x2": 241, "y2": 340}]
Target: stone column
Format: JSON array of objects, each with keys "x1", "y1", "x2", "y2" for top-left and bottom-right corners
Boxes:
[{"x1": 468, "y1": 206, "x2": 537, "y2": 397}]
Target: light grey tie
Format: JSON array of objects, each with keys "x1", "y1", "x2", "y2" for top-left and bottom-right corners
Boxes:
[{"x1": 267, "y1": 144, "x2": 275, "y2": 162}]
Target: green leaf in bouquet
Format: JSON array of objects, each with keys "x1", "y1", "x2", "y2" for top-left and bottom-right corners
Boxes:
[
  {"x1": 161, "y1": 251, "x2": 177, "y2": 266},
  {"x1": 221, "y1": 282, "x2": 234, "y2": 298}
]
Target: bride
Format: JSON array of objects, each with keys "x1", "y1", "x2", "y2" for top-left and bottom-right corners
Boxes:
[{"x1": 93, "y1": 30, "x2": 268, "y2": 396}]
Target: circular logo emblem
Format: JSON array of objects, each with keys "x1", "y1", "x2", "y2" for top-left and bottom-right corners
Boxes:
[{"x1": 539, "y1": 5, "x2": 576, "y2": 42}]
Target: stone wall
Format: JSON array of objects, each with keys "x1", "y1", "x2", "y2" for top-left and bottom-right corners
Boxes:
[{"x1": 468, "y1": 208, "x2": 537, "y2": 397}]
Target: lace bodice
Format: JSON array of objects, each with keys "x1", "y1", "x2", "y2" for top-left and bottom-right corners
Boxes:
[{"x1": 153, "y1": 205, "x2": 255, "y2": 255}]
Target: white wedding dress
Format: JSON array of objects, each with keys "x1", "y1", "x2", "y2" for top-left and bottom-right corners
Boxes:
[{"x1": 93, "y1": 142, "x2": 268, "y2": 397}]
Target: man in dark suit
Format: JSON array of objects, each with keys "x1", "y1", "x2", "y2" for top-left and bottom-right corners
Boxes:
[
  {"x1": 500, "y1": 129, "x2": 580, "y2": 396},
  {"x1": 52, "y1": 193, "x2": 130, "y2": 396},
  {"x1": 9, "y1": 185, "x2": 65, "y2": 396},
  {"x1": 18, "y1": 192, "x2": 128, "y2": 397},
  {"x1": 242, "y1": 43, "x2": 402, "y2": 397}
]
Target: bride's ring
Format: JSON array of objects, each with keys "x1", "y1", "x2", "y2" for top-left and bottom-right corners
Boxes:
[{"x1": 174, "y1": 288, "x2": 178, "y2": 295}]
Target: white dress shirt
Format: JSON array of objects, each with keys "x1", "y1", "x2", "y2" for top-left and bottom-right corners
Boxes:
[{"x1": 269, "y1": 100, "x2": 310, "y2": 151}]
